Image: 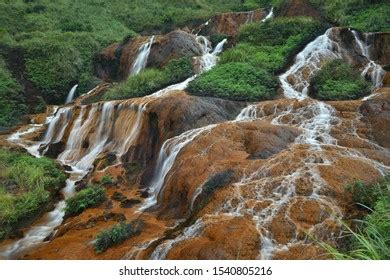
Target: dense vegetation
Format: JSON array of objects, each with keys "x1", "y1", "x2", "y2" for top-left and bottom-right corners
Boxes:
[
  {"x1": 309, "y1": 0, "x2": 389, "y2": 32},
  {"x1": 324, "y1": 176, "x2": 390, "y2": 259},
  {"x1": 94, "y1": 220, "x2": 144, "y2": 253},
  {"x1": 0, "y1": 0, "x2": 260, "y2": 127},
  {"x1": 64, "y1": 185, "x2": 106, "y2": 216},
  {"x1": 309, "y1": 59, "x2": 371, "y2": 101},
  {"x1": 188, "y1": 16, "x2": 327, "y2": 101},
  {"x1": 0, "y1": 59, "x2": 26, "y2": 128},
  {"x1": 102, "y1": 57, "x2": 194, "y2": 101},
  {"x1": 0, "y1": 149, "x2": 66, "y2": 240}
]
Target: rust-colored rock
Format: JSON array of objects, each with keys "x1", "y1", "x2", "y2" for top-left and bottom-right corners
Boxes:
[{"x1": 197, "y1": 9, "x2": 266, "y2": 38}]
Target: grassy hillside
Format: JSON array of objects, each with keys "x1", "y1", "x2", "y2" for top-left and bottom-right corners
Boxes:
[{"x1": 0, "y1": 0, "x2": 261, "y2": 128}]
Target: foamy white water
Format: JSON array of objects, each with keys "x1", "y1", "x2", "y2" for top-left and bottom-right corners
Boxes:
[
  {"x1": 65, "y1": 84, "x2": 78, "y2": 104},
  {"x1": 130, "y1": 36, "x2": 155, "y2": 76}
]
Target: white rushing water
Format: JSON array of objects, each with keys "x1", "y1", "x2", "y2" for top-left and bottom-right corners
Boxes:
[
  {"x1": 1, "y1": 106, "x2": 86, "y2": 259},
  {"x1": 65, "y1": 84, "x2": 78, "y2": 104},
  {"x1": 139, "y1": 37, "x2": 227, "y2": 211},
  {"x1": 351, "y1": 30, "x2": 385, "y2": 88},
  {"x1": 1, "y1": 35, "x2": 227, "y2": 259},
  {"x1": 130, "y1": 36, "x2": 155, "y2": 76},
  {"x1": 147, "y1": 27, "x2": 389, "y2": 259},
  {"x1": 262, "y1": 7, "x2": 274, "y2": 22}
]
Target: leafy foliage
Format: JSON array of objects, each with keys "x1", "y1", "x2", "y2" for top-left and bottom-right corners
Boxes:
[
  {"x1": 103, "y1": 57, "x2": 193, "y2": 101},
  {"x1": 309, "y1": 59, "x2": 371, "y2": 101},
  {"x1": 188, "y1": 62, "x2": 277, "y2": 101},
  {"x1": 189, "y1": 17, "x2": 327, "y2": 101},
  {"x1": 0, "y1": 149, "x2": 66, "y2": 240},
  {"x1": 65, "y1": 186, "x2": 106, "y2": 216},
  {"x1": 323, "y1": 176, "x2": 390, "y2": 260},
  {"x1": 94, "y1": 220, "x2": 144, "y2": 253},
  {"x1": 309, "y1": 0, "x2": 390, "y2": 32},
  {"x1": 1, "y1": 0, "x2": 257, "y2": 125},
  {"x1": 0, "y1": 58, "x2": 26, "y2": 128}
]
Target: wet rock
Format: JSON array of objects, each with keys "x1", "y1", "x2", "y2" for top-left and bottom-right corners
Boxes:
[
  {"x1": 197, "y1": 9, "x2": 266, "y2": 38},
  {"x1": 147, "y1": 30, "x2": 202, "y2": 68},
  {"x1": 278, "y1": 0, "x2": 323, "y2": 20},
  {"x1": 43, "y1": 141, "x2": 66, "y2": 158},
  {"x1": 166, "y1": 216, "x2": 260, "y2": 260},
  {"x1": 111, "y1": 191, "x2": 127, "y2": 202},
  {"x1": 120, "y1": 198, "x2": 141, "y2": 208},
  {"x1": 360, "y1": 89, "x2": 390, "y2": 147},
  {"x1": 94, "y1": 31, "x2": 202, "y2": 81}
]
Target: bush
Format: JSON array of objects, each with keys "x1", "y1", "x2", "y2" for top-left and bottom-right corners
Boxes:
[
  {"x1": 238, "y1": 16, "x2": 327, "y2": 47},
  {"x1": 309, "y1": 60, "x2": 371, "y2": 101},
  {"x1": 0, "y1": 58, "x2": 26, "y2": 128},
  {"x1": 103, "y1": 57, "x2": 193, "y2": 101},
  {"x1": 65, "y1": 186, "x2": 106, "y2": 216},
  {"x1": 323, "y1": 176, "x2": 390, "y2": 260},
  {"x1": 100, "y1": 175, "x2": 113, "y2": 186},
  {"x1": 188, "y1": 62, "x2": 277, "y2": 101},
  {"x1": 94, "y1": 220, "x2": 144, "y2": 253},
  {"x1": 0, "y1": 149, "x2": 66, "y2": 240},
  {"x1": 308, "y1": 0, "x2": 389, "y2": 32}
]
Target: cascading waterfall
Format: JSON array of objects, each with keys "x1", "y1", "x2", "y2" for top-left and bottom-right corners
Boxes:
[
  {"x1": 147, "y1": 27, "x2": 389, "y2": 260},
  {"x1": 351, "y1": 30, "x2": 385, "y2": 88},
  {"x1": 139, "y1": 38, "x2": 227, "y2": 211},
  {"x1": 262, "y1": 7, "x2": 274, "y2": 22},
  {"x1": 130, "y1": 36, "x2": 155, "y2": 76},
  {"x1": 279, "y1": 28, "x2": 341, "y2": 100},
  {"x1": 1, "y1": 35, "x2": 227, "y2": 259},
  {"x1": 65, "y1": 84, "x2": 78, "y2": 104}
]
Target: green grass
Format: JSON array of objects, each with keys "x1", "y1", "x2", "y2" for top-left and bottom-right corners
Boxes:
[
  {"x1": 64, "y1": 185, "x2": 106, "y2": 216},
  {"x1": 322, "y1": 176, "x2": 390, "y2": 260},
  {"x1": 94, "y1": 220, "x2": 144, "y2": 253},
  {"x1": 309, "y1": 0, "x2": 390, "y2": 32},
  {"x1": 102, "y1": 57, "x2": 194, "y2": 101},
  {"x1": 309, "y1": 59, "x2": 371, "y2": 101},
  {"x1": 0, "y1": 149, "x2": 66, "y2": 240},
  {"x1": 188, "y1": 17, "x2": 327, "y2": 101}
]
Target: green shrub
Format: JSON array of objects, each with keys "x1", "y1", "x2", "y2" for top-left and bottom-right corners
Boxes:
[
  {"x1": 94, "y1": 220, "x2": 144, "y2": 253},
  {"x1": 0, "y1": 58, "x2": 26, "y2": 128},
  {"x1": 103, "y1": 57, "x2": 193, "y2": 101},
  {"x1": 188, "y1": 62, "x2": 277, "y2": 101},
  {"x1": 322, "y1": 176, "x2": 390, "y2": 260},
  {"x1": 347, "y1": 176, "x2": 390, "y2": 210},
  {"x1": 309, "y1": 59, "x2": 371, "y2": 101},
  {"x1": 238, "y1": 16, "x2": 327, "y2": 47},
  {"x1": 100, "y1": 175, "x2": 113, "y2": 186},
  {"x1": 65, "y1": 186, "x2": 106, "y2": 216},
  {"x1": 309, "y1": 0, "x2": 389, "y2": 32},
  {"x1": 0, "y1": 149, "x2": 66, "y2": 240}
]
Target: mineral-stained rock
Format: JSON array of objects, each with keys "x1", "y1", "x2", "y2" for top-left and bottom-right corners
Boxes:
[{"x1": 94, "y1": 31, "x2": 202, "y2": 81}]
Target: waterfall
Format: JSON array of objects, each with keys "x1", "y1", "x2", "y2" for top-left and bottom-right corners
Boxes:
[
  {"x1": 245, "y1": 11, "x2": 255, "y2": 24},
  {"x1": 130, "y1": 36, "x2": 155, "y2": 76},
  {"x1": 1, "y1": 34, "x2": 228, "y2": 258},
  {"x1": 147, "y1": 28, "x2": 389, "y2": 259},
  {"x1": 262, "y1": 7, "x2": 274, "y2": 22},
  {"x1": 139, "y1": 124, "x2": 216, "y2": 211},
  {"x1": 65, "y1": 84, "x2": 78, "y2": 104},
  {"x1": 139, "y1": 38, "x2": 227, "y2": 211},
  {"x1": 279, "y1": 28, "x2": 341, "y2": 100},
  {"x1": 351, "y1": 30, "x2": 385, "y2": 88}
]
